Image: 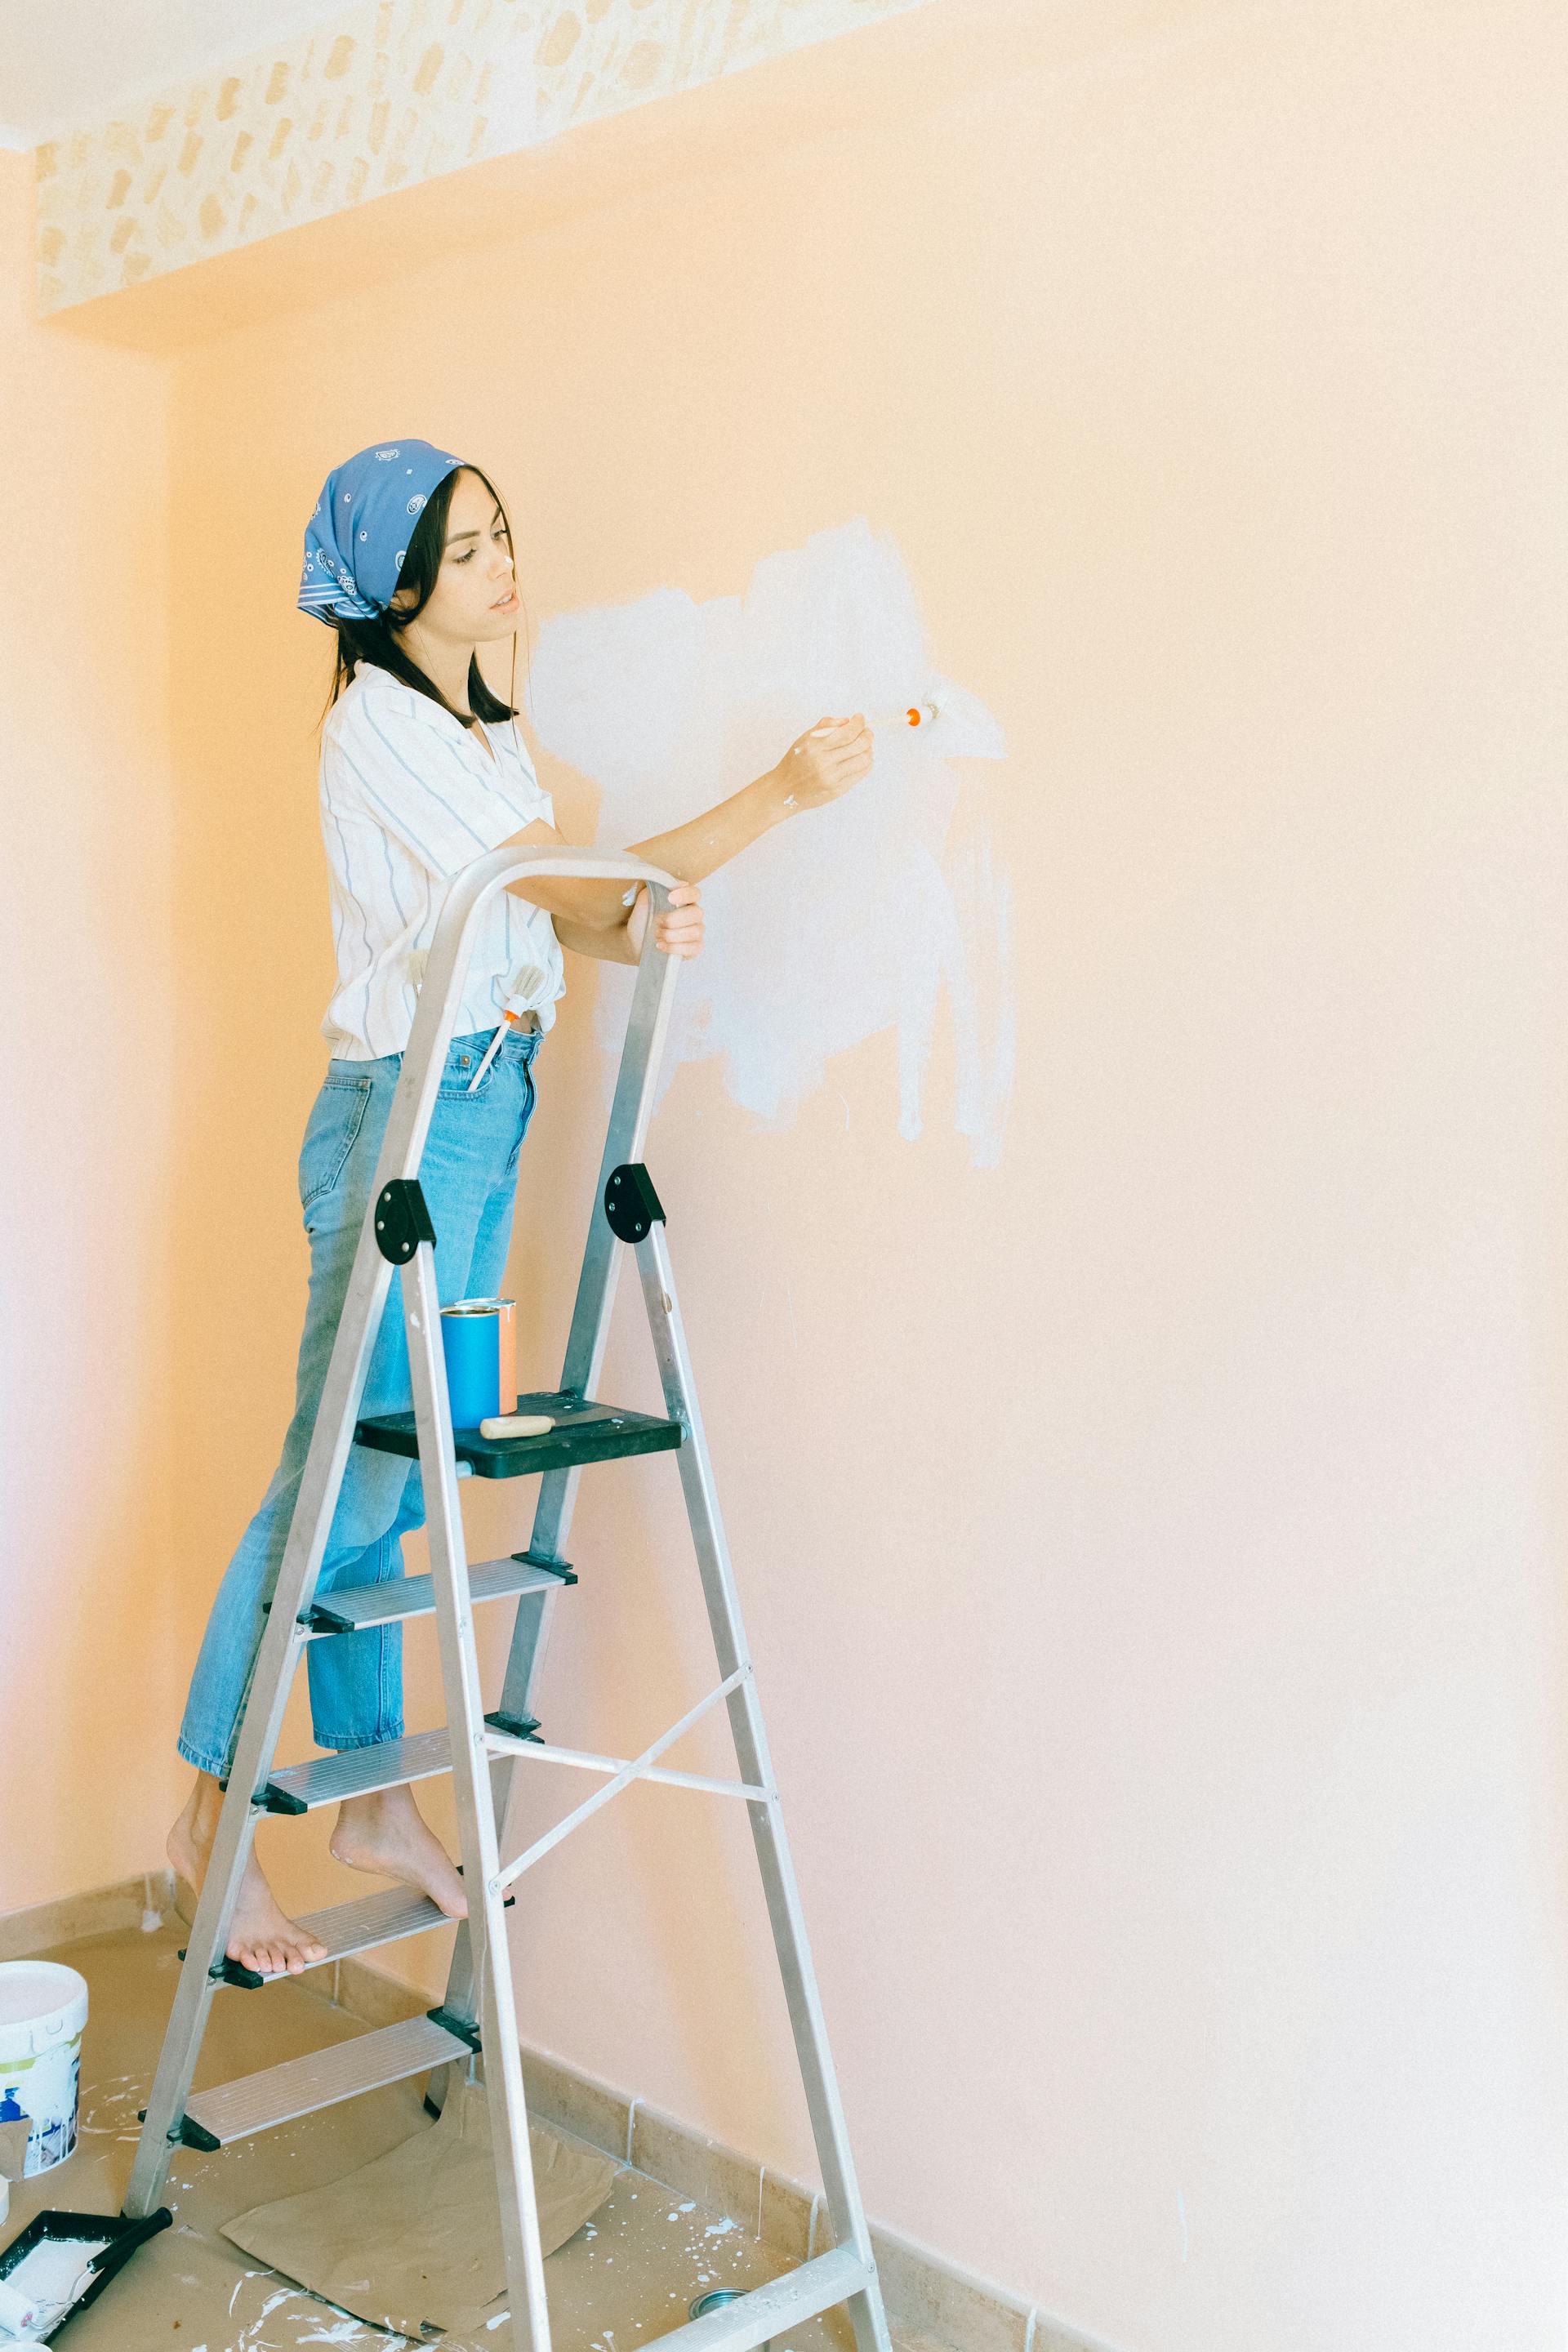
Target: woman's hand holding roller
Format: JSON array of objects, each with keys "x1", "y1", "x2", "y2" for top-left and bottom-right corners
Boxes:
[{"x1": 774, "y1": 714, "x2": 875, "y2": 811}]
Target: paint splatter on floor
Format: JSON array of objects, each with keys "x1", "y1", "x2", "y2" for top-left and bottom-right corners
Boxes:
[{"x1": 3, "y1": 1921, "x2": 906, "y2": 2352}]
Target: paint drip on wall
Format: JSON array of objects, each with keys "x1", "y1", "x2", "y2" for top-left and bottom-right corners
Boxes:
[{"x1": 526, "y1": 519, "x2": 1013, "y2": 1164}]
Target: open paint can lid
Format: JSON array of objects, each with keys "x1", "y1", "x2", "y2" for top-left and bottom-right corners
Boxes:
[{"x1": 0, "y1": 1963, "x2": 88, "y2": 2055}]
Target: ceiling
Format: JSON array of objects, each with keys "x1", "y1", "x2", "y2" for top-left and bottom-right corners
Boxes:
[{"x1": 0, "y1": 0, "x2": 359, "y2": 147}]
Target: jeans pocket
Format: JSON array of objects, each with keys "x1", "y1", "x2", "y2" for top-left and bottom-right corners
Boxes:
[
  {"x1": 438, "y1": 1038, "x2": 498, "y2": 1098},
  {"x1": 299, "y1": 1074, "x2": 372, "y2": 1214}
]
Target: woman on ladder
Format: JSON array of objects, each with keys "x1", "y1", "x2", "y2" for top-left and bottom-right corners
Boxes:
[{"x1": 168, "y1": 439, "x2": 872, "y2": 1977}]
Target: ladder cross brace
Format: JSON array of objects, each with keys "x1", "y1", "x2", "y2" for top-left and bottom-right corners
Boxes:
[
  {"x1": 489, "y1": 1664, "x2": 771, "y2": 1893},
  {"x1": 486, "y1": 1727, "x2": 772, "y2": 1805}
]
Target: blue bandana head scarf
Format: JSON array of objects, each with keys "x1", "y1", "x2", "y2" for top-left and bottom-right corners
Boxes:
[{"x1": 297, "y1": 438, "x2": 468, "y2": 626}]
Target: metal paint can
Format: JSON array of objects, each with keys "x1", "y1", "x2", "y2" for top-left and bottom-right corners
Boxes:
[
  {"x1": 464, "y1": 1296, "x2": 515, "y2": 1411},
  {"x1": 690, "y1": 2290, "x2": 768, "y2": 2349},
  {"x1": 440, "y1": 1301, "x2": 499, "y2": 1428},
  {"x1": 439, "y1": 1296, "x2": 517, "y2": 1424}
]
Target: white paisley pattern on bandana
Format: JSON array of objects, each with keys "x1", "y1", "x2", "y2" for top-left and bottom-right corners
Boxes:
[{"x1": 299, "y1": 437, "x2": 466, "y2": 624}]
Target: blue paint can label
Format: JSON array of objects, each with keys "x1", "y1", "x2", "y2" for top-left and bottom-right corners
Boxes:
[{"x1": 440, "y1": 1300, "x2": 500, "y2": 1428}]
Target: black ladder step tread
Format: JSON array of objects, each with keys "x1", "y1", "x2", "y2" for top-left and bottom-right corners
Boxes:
[
  {"x1": 354, "y1": 1389, "x2": 682, "y2": 1479},
  {"x1": 261, "y1": 1728, "x2": 452, "y2": 1813},
  {"x1": 185, "y1": 2014, "x2": 470, "y2": 2145},
  {"x1": 302, "y1": 1551, "x2": 572, "y2": 1634}
]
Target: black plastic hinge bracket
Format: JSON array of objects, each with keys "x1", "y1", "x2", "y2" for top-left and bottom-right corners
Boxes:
[
  {"x1": 208, "y1": 1955, "x2": 266, "y2": 1989},
  {"x1": 428, "y1": 2006, "x2": 482, "y2": 2053},
  {"x1": 604, "y1": 1162, "x2": 665, "y2": 1243},
  {"x1": 175, "y1": 1945, "x2": 264, "y2": 1992},
  {"x1": 511, "y1": 1549, "x2": 578, "y2": 1585},
  {"x1": 484, "y1": 1708, "x2": 542, "y2": 1742},
  {"x1": 374, "y1": 1178, "x2": 437, "y2": 1264},
  {"x1": 255, "y1": 1783, "x2": 307, "y2": 1815},
  {"x1": 169, "y1": 2114, "x2": 220, "y2": 2151},
  {"x1": 301, "y1": 1601, "x2": 355, "y2": 1632}
]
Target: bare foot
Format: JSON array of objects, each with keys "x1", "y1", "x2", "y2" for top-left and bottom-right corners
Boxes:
[
  {"x1": 167, "y1": 1773, "x2": 328, "y2": 1980},
  {"x1": 329, "y1": 1786, "x2": 470, "y2": 1920}
]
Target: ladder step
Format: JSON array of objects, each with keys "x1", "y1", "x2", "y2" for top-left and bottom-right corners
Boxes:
[
  {"x1": 187, "y1": 1886, "x2": 453, "y2": 1988},
  {"x1": 301, "y1": 1551, "x2": 574, "y2": 1635},
  {"x1": 354, "y1": 1388, "x2": 683, "y2": 1481},
  {"x1": 183, "y1": 2014, "x2": 470, "y2": 2146},
  {"x1": 260, "y1": 1727, "x2": 452, "y2": 1814},
  {"x1": 265, "y1": 1886, "x2": 452, "y2": 1980},
  {"x1": 642, "y1": 2248, "x2": 875, "y2": 2352}
]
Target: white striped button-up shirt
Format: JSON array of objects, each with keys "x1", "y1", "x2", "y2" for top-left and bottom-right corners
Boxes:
[{"x1": 317, "y1": 661, "x2": 565, "y2": 1060}]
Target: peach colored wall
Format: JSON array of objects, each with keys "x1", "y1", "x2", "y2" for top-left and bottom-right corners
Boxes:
[
  {"x1": 39, "y1": 0, "x2": 1568, "y2": 2345},
  {"x1": 0, "y1": 153, "x2": 182, "y2": 1909}
]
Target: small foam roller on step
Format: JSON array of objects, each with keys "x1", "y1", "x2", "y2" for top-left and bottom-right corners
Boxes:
[{"x1": 478, "y1": 1413, "x2": 555, "y2": 1440}]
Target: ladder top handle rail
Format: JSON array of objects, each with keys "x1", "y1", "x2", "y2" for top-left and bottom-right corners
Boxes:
[{"x1": 377, "y1": 846, "x2": 678, "y2": 1187}]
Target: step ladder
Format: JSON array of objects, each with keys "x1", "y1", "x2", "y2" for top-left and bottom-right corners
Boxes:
[{"x1": 123, "y1": 844, "x2": 893, "y2": 2352}]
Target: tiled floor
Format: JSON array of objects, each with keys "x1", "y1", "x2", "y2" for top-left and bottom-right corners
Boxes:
[{"x1": 1, "y1": 1922, "x2": 880, "y2": 2352}]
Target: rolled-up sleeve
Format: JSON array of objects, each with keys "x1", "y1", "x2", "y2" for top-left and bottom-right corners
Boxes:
[{"x1": 326, "y1": 684, "x2": 548, "y2": 880}]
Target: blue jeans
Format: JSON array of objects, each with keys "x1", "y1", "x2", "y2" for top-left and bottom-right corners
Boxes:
[{"x1": 177, "y1": 1026, "x2": 541, "y2": 1778}]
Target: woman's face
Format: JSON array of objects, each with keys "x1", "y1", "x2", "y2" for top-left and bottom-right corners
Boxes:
[{"x1": 392, "y1": 466, "x2": 519, "y2": 644}]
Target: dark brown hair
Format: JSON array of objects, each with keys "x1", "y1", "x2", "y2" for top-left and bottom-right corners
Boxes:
[{"x1": 319, "y1": 463, "x2": 525, "y2": 729}]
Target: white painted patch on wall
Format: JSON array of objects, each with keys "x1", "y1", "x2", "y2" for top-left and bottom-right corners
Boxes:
[{"x1": 527, "y1": 519, "x2": 1013, "y2": 1164}]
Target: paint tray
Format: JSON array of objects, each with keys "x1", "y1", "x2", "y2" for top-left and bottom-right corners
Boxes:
[{"x1": 0, "y1": 2207, "x2": 170, "y2": 2342}]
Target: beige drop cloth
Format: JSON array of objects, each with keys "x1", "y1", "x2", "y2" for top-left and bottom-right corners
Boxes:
[{"x1": 223, "y1": 2078, "x2": 620, "y2": 2338}]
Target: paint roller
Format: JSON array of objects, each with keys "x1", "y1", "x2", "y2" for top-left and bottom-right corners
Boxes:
[
  {"x1": 0, "y1": 2275, "x2": 45, "y2": 2335},
  {"x1": 809, "y1": 692, "x2": 947, "y2": 736},
  {"x1": 0, "y1": 2261, "x2": 95, "y2": 2338}
]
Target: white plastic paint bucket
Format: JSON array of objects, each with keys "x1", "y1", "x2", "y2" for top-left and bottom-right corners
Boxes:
[{"x1": 0, "y1": 1962, "x2": 89, "y2": 2177}]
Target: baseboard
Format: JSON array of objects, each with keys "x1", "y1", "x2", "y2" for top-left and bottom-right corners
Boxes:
[
  {"x1": 0, "y1": 1881, "x2": 1117, "y2": 2352},
  {"x1": 328, "y1": 1949, "x2": 1120, "y2": 2352},
  {"x1": 0, "y1": 1869, "x2": 174, "y2": 1962}
]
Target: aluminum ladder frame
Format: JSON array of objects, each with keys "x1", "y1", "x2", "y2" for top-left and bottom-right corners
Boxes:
[{"x1": 123, "y1": 842, "x2": 892, "y2": 2352}]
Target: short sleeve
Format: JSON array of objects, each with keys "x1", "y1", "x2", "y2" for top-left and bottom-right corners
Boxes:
[{"x1": 326, "y1": 685, "x2": 546, "y2": 880}]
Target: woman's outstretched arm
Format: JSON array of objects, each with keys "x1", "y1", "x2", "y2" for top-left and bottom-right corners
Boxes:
[{"x1": 500, "y1": 715, "x2": 874, "y2": 951}]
